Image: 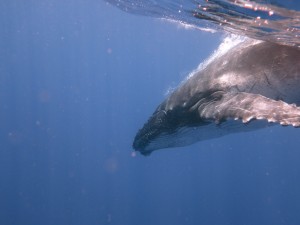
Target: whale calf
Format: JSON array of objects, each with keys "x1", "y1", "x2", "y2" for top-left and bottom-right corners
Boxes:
[{"x1": 133, "y1": 39, "x2": 300, "y2": 155}]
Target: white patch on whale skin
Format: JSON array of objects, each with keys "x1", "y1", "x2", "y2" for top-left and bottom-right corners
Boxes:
[
  {"x1": 164, "y1": 86, "x2": 176, "y2": 97},
  {"x1": 217, "y1": 72, "x2": 248, "y2": 88},
  {"x1": 184, "y1": 35, "x2": 261, "y2": 82}
]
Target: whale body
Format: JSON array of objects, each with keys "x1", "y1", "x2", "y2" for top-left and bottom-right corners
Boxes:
[{"x1": 133, "y1": 40, "x2": 300, "y2": 155}]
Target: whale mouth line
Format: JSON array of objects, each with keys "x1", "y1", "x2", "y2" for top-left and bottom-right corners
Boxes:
[
  {"x1": 133, "y1": 122, "x2": 209, "y2": 155},
  {"x1": 134, "y1": 118, "x2": 275, "y2": 155}
]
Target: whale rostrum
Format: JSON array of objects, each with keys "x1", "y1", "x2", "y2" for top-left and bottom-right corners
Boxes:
[{"x1": 133, "y1": 39, "x2": 300, "y2": 155}]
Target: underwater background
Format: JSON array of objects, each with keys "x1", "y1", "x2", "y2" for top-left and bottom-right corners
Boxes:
[{"x1": 1, "y1": 1, "x2": 300, "y2": 225}]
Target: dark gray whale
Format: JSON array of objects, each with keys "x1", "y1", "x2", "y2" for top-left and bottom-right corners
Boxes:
[{"x1": 133, "y1": 39, "x2": 300, "y2": 155}]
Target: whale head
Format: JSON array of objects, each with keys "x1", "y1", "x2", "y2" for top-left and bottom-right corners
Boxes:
[
  {"x1": 133, "y1": 39, "x2": 300, "y2": 156},
  {"x1": 132, "y1": 101, "x2": 210, "y2": 155}
]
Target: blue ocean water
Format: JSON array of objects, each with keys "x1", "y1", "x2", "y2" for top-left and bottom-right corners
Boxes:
[{"x1": 0, "y1": 1, "x2": 300, "y2": 225}]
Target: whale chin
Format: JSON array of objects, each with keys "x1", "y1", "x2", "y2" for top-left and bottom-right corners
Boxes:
[
  {"x1": 133, "y1": 116, "x2": 271, "y2": 156},
  {"x1": 132, "y1": 105, "x2": 206, "y2": 155},
  {"x1": 133, "y1": 126, "x2": 201, "y2": 156}
]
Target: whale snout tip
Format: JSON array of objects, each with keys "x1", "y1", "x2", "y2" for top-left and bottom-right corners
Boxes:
[
  {"x1": 132, "y1": 109, "x2": 169, "y2": 156},
  {"x1": 132, "y1": 139, "x2": 153, "y2": 156}
]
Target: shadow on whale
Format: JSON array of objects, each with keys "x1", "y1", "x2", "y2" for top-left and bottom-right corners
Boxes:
[{"x1": 133, "y1": 38, "x2": 300, "y2": 156}]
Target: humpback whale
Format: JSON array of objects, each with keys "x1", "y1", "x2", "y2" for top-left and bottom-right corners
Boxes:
[{"x1": 133, "y1": 39, "x2": 300, "y2": 155}]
